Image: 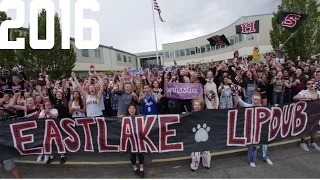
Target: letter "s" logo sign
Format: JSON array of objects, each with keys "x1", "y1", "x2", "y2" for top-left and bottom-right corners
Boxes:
[{"x1": 281, "y1": 14, "x2": 301, "y2": 28}]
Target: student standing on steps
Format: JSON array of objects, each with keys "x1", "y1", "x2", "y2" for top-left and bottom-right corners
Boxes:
[{"x1": 235, "y1": 92, "x2": 273, "y2": 168}]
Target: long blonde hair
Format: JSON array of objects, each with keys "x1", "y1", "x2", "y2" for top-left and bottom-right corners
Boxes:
[{"x1": 134, "y1": 80, "x2": 143, "y2": 94}]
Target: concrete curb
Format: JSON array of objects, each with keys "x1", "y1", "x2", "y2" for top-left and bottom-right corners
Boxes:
[{"x1": 15, "y1": 137, "x2": 304, "y2": 165}]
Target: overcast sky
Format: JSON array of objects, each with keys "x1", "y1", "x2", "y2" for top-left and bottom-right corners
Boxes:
[{"x1": 5, "y1": 0, "x2": 287, "y2": 53}]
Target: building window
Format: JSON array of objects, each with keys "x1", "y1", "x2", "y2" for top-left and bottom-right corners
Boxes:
[
  {"x1": 229, "y1": 36, "x2": 235, "y2": 45},
  {"x1": 206, "y1": 44, "x2": 211, "y2": 52},
  {"x1": 190, "y1": 47, "x2": 196, "y2": 55},
  {"x1": 180, "y1": 49, "x2": 185, "y2": 56},
  {"x1": 238, "y1": 34, "x2": 243, "y2": 42},
  {"x1": 196, "y1": 47, "x2": 200, "y2": 54},
  {"x1": 169, "y1": 51, "x2": 174, "y2": 58},
  {"x1": 82, "y1": 49, "x2": 89, "y2": 57},
  {"x1": 216, "y1": 45, "x2": 220, "y2": 50},
  {"x1": 123, "y1": 55, "x2": 127, "y2": 62},
  {"x1": 234, "y1": 35, "x2": 239, "y2": 44},
  {"x1": 164, "y1": 52, "x2": 169, "y2": 58},
  {"x1": 175, "y1": 50, "x2": 180, "y2": 57},
  {"x1": 117, "y1": 54, "x2": 121, "y2": 61},
  {"x1": 211, "y1": 45, "x2": 215, "y2": 50},
  {"x1": 128, "y1": 56, "x2": 132, "y2": 63},
  {"x1": 185, "y1": 48, "x2": 190, "y2": 56},
  {"x1": 201, "y1": 46, "x2": 206, "y2": 53},
  {"x1": 94, "y1": 49, "x2": 101, "y2": 58},
  {"x1": 246, "y1": 34, "x2": 254, "y2": 40}
]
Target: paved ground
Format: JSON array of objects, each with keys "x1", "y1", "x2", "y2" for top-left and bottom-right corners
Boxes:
[{"x1": 1, "y1": 143, "x2": 320, "y2": 178}]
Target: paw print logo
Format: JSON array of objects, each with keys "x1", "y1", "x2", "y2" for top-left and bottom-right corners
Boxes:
[{"x1": 192, "y1": 124, "x2": 210, "y2": 142}]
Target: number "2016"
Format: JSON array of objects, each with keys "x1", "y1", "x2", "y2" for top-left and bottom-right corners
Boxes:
[{"x1": 0, "y1": 0, "x2": 100, "y2": 50}]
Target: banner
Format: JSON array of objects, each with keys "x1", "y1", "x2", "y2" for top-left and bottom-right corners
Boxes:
[
  {"x1": 207, "y1": 34, "x2": 230, "y2": 46},
  {"x1": 164, "y1": 82, "x2": 203, "y2": 99},
  {"x1": 1, "y1": 100, "x2": 320, "y2": 161},
  {"x1": 235, "y1": 20, "x2": 260, "y2": 34},
  {"x1": 277, "y1": 12, "x2": 308, "y2": 33}
]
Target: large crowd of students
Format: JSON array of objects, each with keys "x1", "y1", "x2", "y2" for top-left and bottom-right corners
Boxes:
[{"x1": 1, "y1": 47, "x2": 320, "y2": 178}]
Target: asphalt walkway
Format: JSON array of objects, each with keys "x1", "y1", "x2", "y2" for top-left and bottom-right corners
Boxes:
[{"x1": 1, "y1": 141, "x2": 320, "y2": 178}]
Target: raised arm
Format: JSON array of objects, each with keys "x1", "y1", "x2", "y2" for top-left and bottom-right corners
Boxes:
[
  {"x1": 71, "y1": 72, "x2": 88, "y2": 98},
  {"x1": 235, "y1": 93, "x2": 251, "y2": 107},
  {"x1": 95, "y1": 72, "x2": 105, "y2": 100}
]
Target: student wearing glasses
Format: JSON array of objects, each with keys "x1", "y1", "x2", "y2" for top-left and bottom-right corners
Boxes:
[
  {"x1": 234, "y1": 92, "x2": 273, "y2": 168},
  {"x1": 293, "y1": 79, "x2": 320, "y2": 151}
]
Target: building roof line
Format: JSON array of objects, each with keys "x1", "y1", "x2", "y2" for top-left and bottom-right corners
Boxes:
[
  {"x1": 18, "y1": 27, "x2": 137, "y2": 57},
  {"x1": 163, "y1": 13, "x2": 272, "y2": 45}
]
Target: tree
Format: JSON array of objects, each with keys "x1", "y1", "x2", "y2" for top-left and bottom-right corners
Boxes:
[
  {"x1": 270, "y1": 0, "x2": 320, "y2": 60},
  {"x1": 16, "y1": 10, "x2": 77, "y2": 79},
  {"x1": 0, "y1": 11, "x2": 18, "y2": 69}
]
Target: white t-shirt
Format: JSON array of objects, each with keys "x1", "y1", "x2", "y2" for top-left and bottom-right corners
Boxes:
[
  {"x1": 86, "y1": 95, "x2": 103, "y2": 117},
  {"x1": 204, "y1": 81, "x2": 219, "y2": 109},
  {"x1": 39, "y1": 108, "x2": 59, "y2": 118},
  {"x1": 298, "y1": 90, "x2": 320, "y2": 99}
]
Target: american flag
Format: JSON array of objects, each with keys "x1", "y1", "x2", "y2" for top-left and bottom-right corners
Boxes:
[{"x1": 153, "y1": 0, "x2": 165, "y2": 22}]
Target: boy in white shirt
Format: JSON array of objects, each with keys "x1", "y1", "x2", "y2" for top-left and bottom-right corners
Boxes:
[
  {"x1": 293, "y1": 79, "x2": 320, "y2": 151},
  {"x1": 38, "y1": 101, "x2": 60, "y2": 164}
]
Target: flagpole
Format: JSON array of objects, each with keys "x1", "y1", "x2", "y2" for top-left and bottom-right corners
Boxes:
[
  {"x1": 151, "y1": 0, "x2": 160, "y2": 65},
  {"x1": 283, "y1": 33, "x2": 294, "y2": 46}
]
